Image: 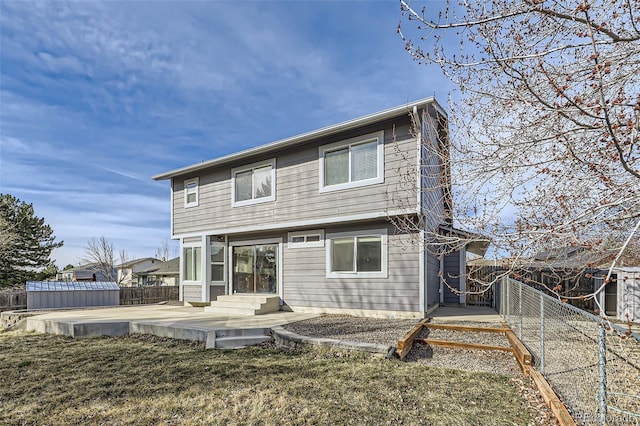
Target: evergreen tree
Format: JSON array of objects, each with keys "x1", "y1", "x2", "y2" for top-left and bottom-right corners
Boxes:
[{"x1": 0, "y1": 194, "x2": 63, "y2": 287}]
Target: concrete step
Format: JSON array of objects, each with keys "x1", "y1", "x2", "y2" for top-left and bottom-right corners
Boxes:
[
  {"x1": 130, "y1": 322, "x2": 208, "y2": 342},
  {"x1": 207, "y1": 300, "x2": 271, "y2": 310},
  {"x1": 215, "y1": 327, "x2": 270, "y2": 339},
  {"x1": 216, "y1": 295, "x2": 280, "y2": 306},
  {"x1": 214, "y1": 335, "x2": 271, "y2": 348},
  {"x1": 203, "y1": 327, "x2": 271, "y2": 349},
  {"x1": 204, "y1": 306, "x2": 262, "y2": 316},
  {"x1": 204, "y1": 295, "x2": 280, "y2": 316}
]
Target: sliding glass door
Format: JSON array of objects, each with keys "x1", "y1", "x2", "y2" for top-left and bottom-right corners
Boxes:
[{"x1": 232, "y1": 243, "x2": 278, "y2": 294}]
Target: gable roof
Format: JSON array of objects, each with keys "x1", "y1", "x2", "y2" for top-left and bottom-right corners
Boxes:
[
  {"x1": 137, "y1": 257, "x2": 180, "y2": 275},
  {"x1": 152, "y1": 97, "x2": 444, "y2": 181},
  {"x1": 116, "y1": 257, "x2": 162, "y2": 269}
]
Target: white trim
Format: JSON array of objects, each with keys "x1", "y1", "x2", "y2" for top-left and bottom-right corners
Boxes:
[
  {"x1": 180, "y1": 236, "x2": 205, "y2": 302},
  {"x1": 204, "y1": 236, "x2": 211, "y2": 302},
  {"x1": 415, "y1": 108, "x2": 423, "y2": 216},
  {"x1": 439, "y1": 255, "x2": 444, "y2": 304},
  {"x1": 459, "y1": 249, "x2": 467, "y2": 305},
  {"x1": 170, "y1": 181, "x2": 175, "y2": 238},
  {"x1": 318, "y1": 131, "x2": 384, "y2": 193},
  {"x1": 419, "y1": 229, "x2": 425, "y2": 314},
  {"x1": 325, "y1": 228, "x2": 388, "y2": 279},
  {"x1": 231, "y1": 158, "x2": 276, "y2": 207},
  {"x1": 184, "y1": 178, "x2": 199, "y2": 208},
  {"x1": 278, "y1": 241, "x2": 284, "y2": 303},
  {"x1": 208, "y1": 237, "x2": 226, "y2": 286},
  {"x1": 171, "y1": 208, "x2": 416, "y2": 240},
  {"x1": 229, "y1": 238, "x2": 282, "y2": 295},
  {"x1": 287, "y1": 229, "x2": 325, "y2": 249}
]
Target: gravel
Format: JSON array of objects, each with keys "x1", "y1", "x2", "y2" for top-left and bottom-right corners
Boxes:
[
  {"x1": 284, "y1": 316, "x2": 520, "y2": 373},
  {"x1": 282, "y1": 314, "x2": 559, "y2": 425},
  {"x1": 283, "y1": 314, "x2": 418, "y2": 347}
]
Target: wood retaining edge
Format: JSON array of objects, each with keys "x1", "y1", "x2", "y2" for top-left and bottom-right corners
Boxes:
[
  {"x1": 397, "y1": 319, "x2": 576, "y2": 426},
  {"x1": 528, "y1": 367, "x2": 576, "y2": 426}
]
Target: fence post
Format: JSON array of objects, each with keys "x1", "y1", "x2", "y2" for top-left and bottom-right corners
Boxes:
[
  {"x1": 505, "y1": 277, "x2": 510, "y2": 326},
  {"x1": 540, "y1": 293, "x2": 545, "y2": 374},
  {"x1": 597, "y1": 325, "x2": 608, "y2": 426},
  {"x1": 518, "y1": 281, "x2": 523, "y2": 340}
]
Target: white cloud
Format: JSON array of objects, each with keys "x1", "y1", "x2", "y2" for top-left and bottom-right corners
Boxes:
[{"x1": 1, "y1": 0, "x2": 454, "y2": 269}]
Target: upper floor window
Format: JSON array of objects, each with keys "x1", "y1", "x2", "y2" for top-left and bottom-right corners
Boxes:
[
  {"x1": 232, "y1": 159, "x2": 276, "y2": 207},
  {"x1": 184, "y1": 178, "x2": 199, "y2": 208},
  {"x1": 319, "y1": 131, "x2": 384, "y2": 193}
]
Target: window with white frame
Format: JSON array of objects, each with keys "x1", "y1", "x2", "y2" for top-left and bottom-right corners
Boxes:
[
  {"x1": 326, "y1": 229, "x2": 388, "y2": 278},
  {"x1": 319, "y1": 131, "x2": 384, "y2": 192},
  {"x1": 184, "y1": 178, "x2": 199, "y2": 208},
  {"x1": 183, "y1": 245, "x2": 202, "y2": 281},
  {"x1": 210, "y1": 236, "x2": 225, "y2": 283},
  {"x1": 288, "y1": 230, "x2": 325, "y2": 249},
  {"x1": 232, "y1": 159, "x2": 276, "y2": 207}
]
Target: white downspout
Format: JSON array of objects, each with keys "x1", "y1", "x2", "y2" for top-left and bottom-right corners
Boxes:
[{"x1": 413, "y1": 105, "x2": 426, "y2": 314}]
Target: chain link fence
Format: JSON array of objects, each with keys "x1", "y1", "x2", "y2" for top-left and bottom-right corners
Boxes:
[{"x1": 500, "y1": 278, "x2": 640, "y2": 426}]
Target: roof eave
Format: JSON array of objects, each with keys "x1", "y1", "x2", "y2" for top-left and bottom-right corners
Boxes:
[{"x1": 152, "y1": 97, "x2": 441, "y2": 181}]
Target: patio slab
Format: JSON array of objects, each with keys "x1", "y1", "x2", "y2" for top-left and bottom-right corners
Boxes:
[{"x1": 25, "y1": 305, "x2": 319, "y2": 348}]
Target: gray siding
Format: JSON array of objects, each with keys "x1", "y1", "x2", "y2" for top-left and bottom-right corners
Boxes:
[
  {"x1": 183, "y1": 285, "x2": 201, "y2": 303},
  {"x1": 426, "y1": 251, "x2": 440, "y2": 309},
  {"x1": 420, "y1": 108, "x2": 448, "y2": 233},
  {"x1": 442, "y1": 252, "x2": 460, "y2": 304},
  {"x1": 172, "y1": 120, "x2": 417, "y2": 236},
  {"x1": 283, "y1": 223, "x2": 421, "y2": 313}
]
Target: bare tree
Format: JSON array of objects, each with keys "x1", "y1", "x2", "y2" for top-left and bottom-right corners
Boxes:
[
  {"x1": 397, "y1": 0, "x2": 640, "y2": 315},
  {"x1": 155, "y1": 240, "x2": 170, "y2": 262},
  {"x1": 82, "y1": 237, "x2": 128, "y2": 284}
]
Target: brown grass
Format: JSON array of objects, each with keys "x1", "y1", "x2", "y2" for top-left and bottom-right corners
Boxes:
[{"x1": 0, "y1": 331, "x2": 540, "y2": 425}]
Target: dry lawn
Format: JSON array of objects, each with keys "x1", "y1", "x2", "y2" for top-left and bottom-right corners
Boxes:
[{"x1": 1, "y1": 331, "x2": 542, "y2": 425}]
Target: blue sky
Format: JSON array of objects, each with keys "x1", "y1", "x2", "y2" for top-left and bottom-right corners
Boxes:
[{"x1": 0, "y1": 0, "x2": 452, "y2": 268}]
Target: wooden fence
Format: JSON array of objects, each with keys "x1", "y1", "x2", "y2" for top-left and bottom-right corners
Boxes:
[
  {"x1": 0, "y1": 291, "x2": 27, "y2": 312},
  {"x1": 467, "y1": 265, "x2": 599, "y2": 311},
  {"x1": 0, "y1": 286, "x2": 180, "y2": 311},
  {"x1": 119, "y1": 286, "x2": 180, "y2": 305}
]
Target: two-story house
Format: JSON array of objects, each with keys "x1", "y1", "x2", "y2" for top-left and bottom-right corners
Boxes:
[
  {"x1": 116, "y1": 257, "x2": 163, "y2": 287},
  {"x1": 153, "y1": 98, "x2": 485, "y2": 318}
]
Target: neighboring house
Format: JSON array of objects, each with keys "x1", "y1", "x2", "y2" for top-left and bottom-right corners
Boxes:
[
  {"x1": 136, "y1": 257, "x2": 180, "y2": 286},
  {"x1": 595, "y1": 267, "x2": 640, "y2": 322},
  {"x1": 153, "y1": 98, "x2": 486, "y2": 318},
  {"x1": 57, "y1": 263, "x2": 113, "y2": 282},
  {"x1": 116, "y1": 258, "x2": 163, "y2": 287}
]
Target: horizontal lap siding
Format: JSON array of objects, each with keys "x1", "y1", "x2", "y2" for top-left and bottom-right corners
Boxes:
[
  {"x1": 283, "y1": 223, "x2": 420, "y2": 312},
  {"x1": 183, "y1": 285, "x2": 201, "y2": 303},
  {"x1": 421, "y1": 114, "x2": 446, "y2": 232},
  {"x1": 443, "y1": 252, "x2": 460, "y2": 304},
  {"x1": 172, "y1": 121, "x2": 417, "y2": 236},
  {"x1": 426, "y1": 252, "x2": 440, "y2": 309}
]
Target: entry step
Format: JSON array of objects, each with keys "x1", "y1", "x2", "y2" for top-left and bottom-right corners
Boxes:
[{"x1": 204, "y1": 295, "x2": 280, "y2": 316}]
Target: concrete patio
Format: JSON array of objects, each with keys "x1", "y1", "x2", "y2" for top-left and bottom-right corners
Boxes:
[
  {"x1": 25, "y1": 304, "x2": 319, "y2": 349},
  {"x1": 22, "y1": 304, "x2": 503, "y2": 349}
]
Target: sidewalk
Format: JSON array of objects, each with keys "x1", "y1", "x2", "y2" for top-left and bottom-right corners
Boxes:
[{"x1": 429, "y1": 305, "x2": 502, "y2": 323}]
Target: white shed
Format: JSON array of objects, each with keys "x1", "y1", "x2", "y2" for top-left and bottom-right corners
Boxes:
[
  {"x1": 596, "y1": 267, "x2": 640, "y2": 322},
  {"x1": 26, "y1": 281, "x2": 120, "y2": 310}
]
